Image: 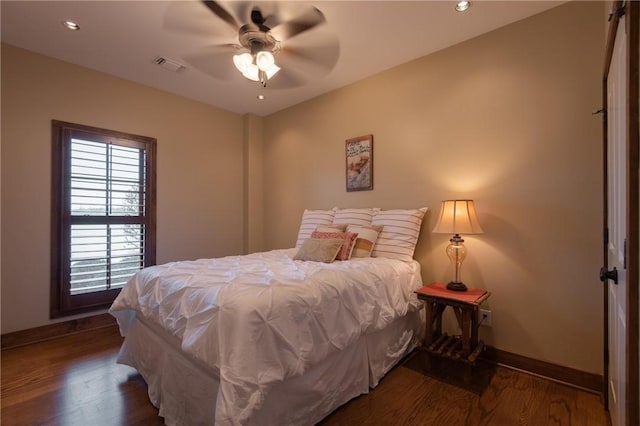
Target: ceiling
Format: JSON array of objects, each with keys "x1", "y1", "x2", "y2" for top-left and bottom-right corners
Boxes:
[{"x1": 1, "y1": 1, "x2": 563, "y2": 116}]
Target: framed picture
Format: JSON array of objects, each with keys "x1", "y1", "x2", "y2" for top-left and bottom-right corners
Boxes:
[{"x1": 346, "y1": 134, "x2": 373, "y2": 192}]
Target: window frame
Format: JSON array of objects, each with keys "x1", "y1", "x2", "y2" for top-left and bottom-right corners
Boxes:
[{"x1": 51, "y1": 120, "x2": 157, "y2": 318}]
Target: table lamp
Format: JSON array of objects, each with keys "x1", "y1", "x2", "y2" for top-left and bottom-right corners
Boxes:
[{"x1": 432, "y1": 200, "x2": 484, "y2": 291}]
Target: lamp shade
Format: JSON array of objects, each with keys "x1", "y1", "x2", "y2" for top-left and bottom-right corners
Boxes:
[{"x1": 432, "y1": 200, "x2": 483, "y2": 235}]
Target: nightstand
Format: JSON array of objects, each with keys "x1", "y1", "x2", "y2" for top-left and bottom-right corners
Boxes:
[{"x1": 414, "y1": 282, "x2": 490, "y2": 369}]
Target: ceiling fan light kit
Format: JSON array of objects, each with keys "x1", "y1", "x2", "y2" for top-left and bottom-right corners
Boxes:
[
  {"x1": 233, "y1": 21, "x2": 282, "y2": 86},
  {"x1": 233, "y1": 53, "x2": 276, "y2": 86},
  {"x1": 233, "y1": 52, "x2": 280, "y2": 85}
]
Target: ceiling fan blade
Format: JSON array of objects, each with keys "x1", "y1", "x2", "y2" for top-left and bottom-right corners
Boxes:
[
  {"x1": 251, "y1": 8, "x2": 264, "y2": 25},
  {"x1": 250, "y1": 7, "x2": 273, "y2": 32},
  {"x1": 163, "y1": 2, "x2": 235, "y2": 39},
  {"x1": 270, "y1": 7, "x2": 326, "y2": 41},
  {"x1": 278, "y1": 30, "x2": 340, "y2": 77},
  {"x1": 263, "y1": 6, "x2": 283, "y2": 30},
  {"x1": 201, "y1": 1, "x2": 239, "y2": 31},
  {"x1": 223, "y1": 2, "x2": 280, "y2": 28},
  {"x1": 182, "y1": 44, "x2": 241, "y2": 80},
  {"x1": 265, "y1": 66, "x2": 312, "y2": 89}
]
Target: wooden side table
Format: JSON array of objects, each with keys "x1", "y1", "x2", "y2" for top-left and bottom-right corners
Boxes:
[{"x1": 414, "y1": 282, "x2": 490, "y2": 369}]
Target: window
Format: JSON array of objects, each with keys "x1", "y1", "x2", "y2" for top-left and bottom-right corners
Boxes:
[{"x1": 51, "y1": 121, "x2": 156, "y2": 317}]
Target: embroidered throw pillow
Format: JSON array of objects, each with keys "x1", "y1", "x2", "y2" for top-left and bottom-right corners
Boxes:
[
  {"x1": 293, "y1": 238, "x2": 344, "y2": 263},
  {"x1": 311, "y1": 231, "x2": 359, "y2": 261}
]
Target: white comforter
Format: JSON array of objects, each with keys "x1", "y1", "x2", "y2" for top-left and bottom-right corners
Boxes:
[{"x1": 109, "y1": 249, "x2": 422, "y2": 425}]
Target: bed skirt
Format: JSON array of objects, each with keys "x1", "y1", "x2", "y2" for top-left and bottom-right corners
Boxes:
[{"x1": 117, "y1": 306, "x2": 424, "y2": 426}]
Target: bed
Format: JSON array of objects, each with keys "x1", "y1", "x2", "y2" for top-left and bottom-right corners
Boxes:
[{"x1": 109, "y1": 208, "x2": 427, "y2": 426}]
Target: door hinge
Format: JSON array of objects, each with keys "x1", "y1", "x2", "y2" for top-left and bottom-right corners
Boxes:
[
  {"x1": 592, "y1": 108, "x2": 607, "y2": 124},
  {"x1": 608, "y1": 4, "x2": 626, "y2": 21}
]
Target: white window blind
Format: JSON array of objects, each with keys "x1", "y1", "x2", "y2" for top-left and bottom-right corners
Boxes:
[
  {"x1": 69, "y1": 140, "x2": 146, "y2": 294},
  {"x1": 69, "y1": 224, "x2": 144, "y2": 294}
]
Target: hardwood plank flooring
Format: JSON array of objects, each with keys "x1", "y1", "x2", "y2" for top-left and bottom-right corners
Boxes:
[{"x1": 1, "y1": 326, "x2": 609, "y2": 426}]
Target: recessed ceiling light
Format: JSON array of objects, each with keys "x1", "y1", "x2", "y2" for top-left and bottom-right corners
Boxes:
[
  {"x1": 257, "y1": 95, "x2": 265, "y2": 100},
  {"x1": 455, "y1": 1, "x2": 471, "y2": 12},
  {"x1": 62, "y1": 21, "x2": 80, "y2": 30}
]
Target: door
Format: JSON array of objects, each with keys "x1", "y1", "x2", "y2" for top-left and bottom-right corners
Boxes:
[
  {"x1": 601, "y1": 2, "x2": 639, "y2": 426},
  {"x1": 605, "y1": 12, "x2": 627, "y2": 425}
]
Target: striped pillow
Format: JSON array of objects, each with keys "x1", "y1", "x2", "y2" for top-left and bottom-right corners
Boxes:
[
  {"x1": 371, "y1": 208, "x2": 428, "y2": 261},
  {"x1": 295, "y1": 209, "x2": 336, "y2": 248},
  {"x1": 332, "y1": 208, "x2": 375, "y2": 226},
  {"x1": 316, "y1": 224, "x2": 347, "y2": 233}
]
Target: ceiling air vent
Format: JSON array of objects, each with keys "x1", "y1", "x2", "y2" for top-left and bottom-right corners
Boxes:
[{"x1": 153, "y1": 56, "x2": 186, "y2": 73}]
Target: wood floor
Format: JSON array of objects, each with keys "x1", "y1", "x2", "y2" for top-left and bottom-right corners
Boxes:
[{"x1": 1, "y1": 326, "x2": 609, "y2": 426}]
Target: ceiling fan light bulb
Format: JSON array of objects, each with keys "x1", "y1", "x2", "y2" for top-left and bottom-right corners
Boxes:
[
  {"x1": 242, "y1": 64, "x2": 260, "y2": 81},
  {"x1": 233, "y1": 53, "x2": 253, "y2": 73},
  {"x1": 256, "y1": 51, "x2": 275, "y2": 71},
  {"x1": 265, "y1": 64, "x2": 280, "y2": 79}
]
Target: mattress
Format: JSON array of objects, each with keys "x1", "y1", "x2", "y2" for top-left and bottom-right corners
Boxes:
[{"x1": 110, "y1": 249, "x2": 424, "y2": 425}]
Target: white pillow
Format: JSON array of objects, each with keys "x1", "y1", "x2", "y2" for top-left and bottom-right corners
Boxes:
[
  {"x1": 371, "y1": 208, "x2": 428, "y2": 261},
  {"x1": 332, "y1": 208, "x2": 375, "y2": 226},
  {"x1": 295, "y1": 209, "x2": 336, "y2": 248}
]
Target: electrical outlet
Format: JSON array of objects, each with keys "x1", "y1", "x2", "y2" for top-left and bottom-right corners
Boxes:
[{"x1": 480, "y1": 309, "x2": 492, "y2": 327}]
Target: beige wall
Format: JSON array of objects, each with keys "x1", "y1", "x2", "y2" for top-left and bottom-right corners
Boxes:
[
  {"x1": 0, "y1": 2, "x2": 606, "y2": 375},
  {"x1": 1, "y1": 44, "x2": 245, "y2": 333},
  {"x1": 243, "y1": 114, "x2": 265, "y2": 254},
  {"x1": 263, "y1": 2, "x2": 605, "y2": 374}
]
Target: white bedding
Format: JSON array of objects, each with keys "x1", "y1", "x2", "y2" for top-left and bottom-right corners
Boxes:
[{"x1": 110, "y1": 248, "x2": 422, "y2": 424}]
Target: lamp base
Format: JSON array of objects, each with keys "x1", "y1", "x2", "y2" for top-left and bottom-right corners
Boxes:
[{"x1": 446, "y1": 281, "x2": 468, "y2": 292}]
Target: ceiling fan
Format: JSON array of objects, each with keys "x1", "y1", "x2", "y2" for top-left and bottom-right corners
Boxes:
[{"x1": 167, "y1": 1, "x2": 340, "y2": 89}]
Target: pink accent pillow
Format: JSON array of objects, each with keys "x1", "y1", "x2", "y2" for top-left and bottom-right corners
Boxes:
[{"x1": 311, "y1": 231, "x2": 359, "y2": 261}]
